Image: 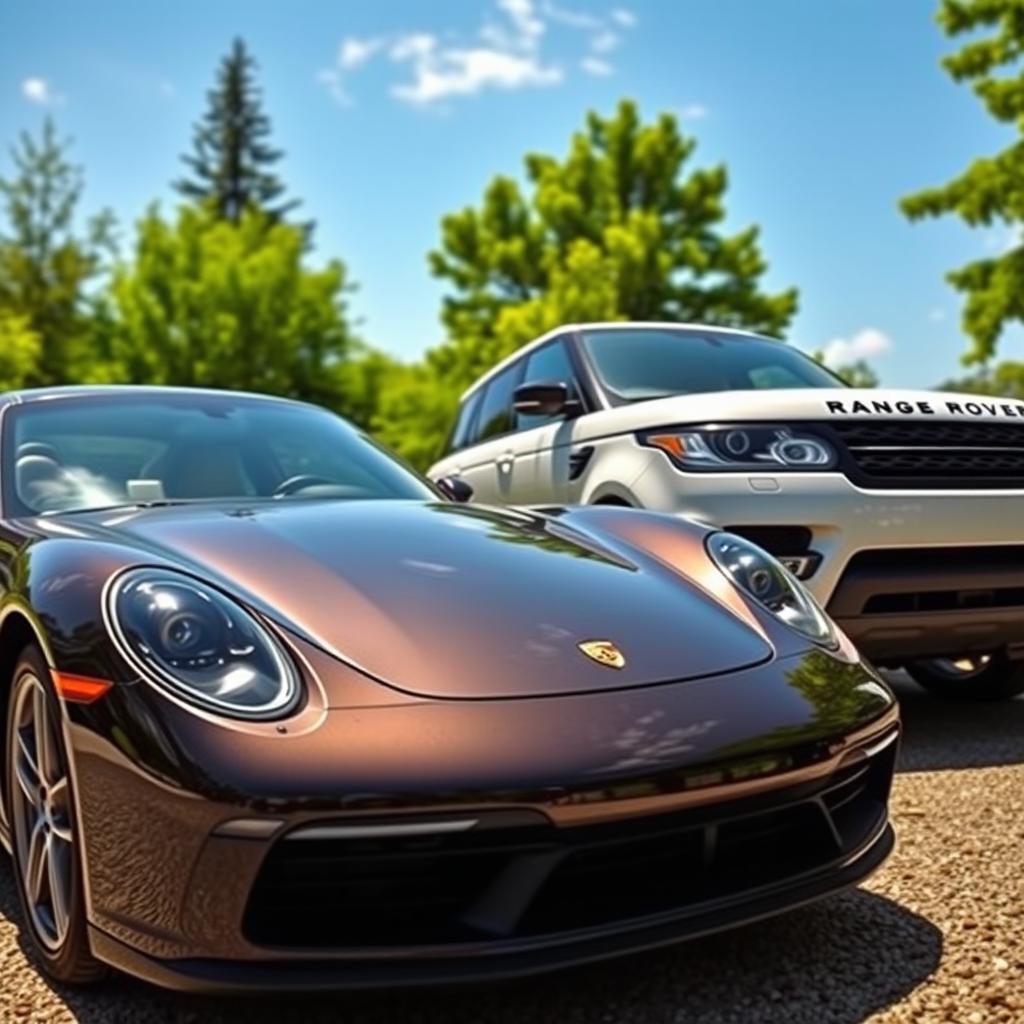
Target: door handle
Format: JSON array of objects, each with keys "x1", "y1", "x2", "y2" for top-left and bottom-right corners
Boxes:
[{"x1": 496, "y1": 453, "x2": 515, "y2": 473}]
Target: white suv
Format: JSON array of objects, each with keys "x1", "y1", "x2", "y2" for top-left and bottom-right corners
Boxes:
[{"x1": 429, "y1": 322, "x2": 1024, "y2": 700}]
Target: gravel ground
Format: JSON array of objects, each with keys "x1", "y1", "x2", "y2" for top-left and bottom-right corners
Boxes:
[{"x1": 1, "y1": 674, "x2": 1022, "y2": 1024}]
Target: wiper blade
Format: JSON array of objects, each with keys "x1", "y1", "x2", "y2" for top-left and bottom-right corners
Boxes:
[{"x1": 43, "y1": 499, "x2": 203, "y2": 517}]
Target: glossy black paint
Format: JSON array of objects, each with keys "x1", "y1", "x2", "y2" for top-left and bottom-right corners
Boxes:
[{"x1": 0, "y1": 387, "x2": 899, "y2": 992}]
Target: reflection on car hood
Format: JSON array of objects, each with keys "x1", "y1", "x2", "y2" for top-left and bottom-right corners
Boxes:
[{"x1": 78, "y1": 500, "x2": 772, "y2": 699}]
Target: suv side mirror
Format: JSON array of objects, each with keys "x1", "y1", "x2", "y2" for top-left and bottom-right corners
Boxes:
[
  {"x1": 513, "y1": 380, "x2": 577, "y2": 417},
  {"x1": 436, "y1": 476, "x2": 473, "y2": 503}
]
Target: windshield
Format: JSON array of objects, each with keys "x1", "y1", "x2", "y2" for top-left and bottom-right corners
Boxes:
[
  {"x1": 3, "y1": 392, "x2": 435, "y2": 516},
  {"x1": 580, "y1": 328, "x2": 844, "y2": 402}
]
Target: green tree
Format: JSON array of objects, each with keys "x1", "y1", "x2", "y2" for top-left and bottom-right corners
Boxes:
[
  {"x1": 938, "y1": 360, "x2": 1024, "y2": 397},
  {"x1": 901, "y1": 0, "x2": 1024, "y2": 364},
  {"x1": 0, "y1": 118, "x2": 114, "y2": 388},
  {"x1": 433, "y1": 99, "x2": 797, "y2": 377},
  {"x1": 380, "y1": 100, "x2": 798, "y2": 469},
  {"x1": 94, "y1": 205, "x2": 362, "y2": 414},
  {"x1": 0, "y1": 312, "x2": 42, "y2": 390},
  {"x1": 176, "y1": 38, "x2": 299, "y2": 225}
]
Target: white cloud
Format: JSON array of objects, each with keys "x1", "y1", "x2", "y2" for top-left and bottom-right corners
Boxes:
[
  {"x1": 678, "y1": 102, "x2": 709, "y2": 121},
  {"x1": 581, "y1": 56, "x2": 613, "y2": 76},
  {"x1": 821, "y1": 327, "x2": 893, "y2": 367},
  {"x1": 590, "y1": 30, "x2": 619, "y2": 53},
  {"x1": 983, "y1": 224, "x2": 1023, "y2": 253},
  {"x1": 319, "y1": 0, "x2": 635, "y2": 106},
  {"x1": 542, "y1": 0, "x2": 601, "y2": 30},
  {"x1": 340, "y1": 36, "x2": 384, "y2": 69},
  {"x1": 498, "y1": 0, "x2": 545, "y2": 47},
  {"x1": 21, "y1": 77, "x2": 63, "y2": 106},
  {"x1": 394, "y1": 47, "x2": 562, "y2": 104},
  {"x1": 316, "y1": 68, "x2": 352, "y2": 106}
]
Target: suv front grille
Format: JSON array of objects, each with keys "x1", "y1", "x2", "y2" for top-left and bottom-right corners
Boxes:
[{"x1": 823, "y1": 420, "x2": 1024, "y2": 489}]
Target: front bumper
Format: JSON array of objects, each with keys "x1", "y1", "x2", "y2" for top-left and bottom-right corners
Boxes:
[
  {"x1": 630, "y1": 460, "x2": 1024, "y2": 661},
  {"x1": 67, "y1": 648, "x2": 898, "y2": 991},
  {"x1": 88, "y1": 820, "x2": 894, "y2": 993}
]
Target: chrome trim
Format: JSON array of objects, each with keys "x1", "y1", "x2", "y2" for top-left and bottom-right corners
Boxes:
[
  {"x1": 212, "y1": 818, "x2": 286, "y2": 840},
  {"x1": 285, "y1": 819, "x2": 479, "y2": 841},
  {"x1": 860, "y1": 726, "x2": 900, "y2": 759}
]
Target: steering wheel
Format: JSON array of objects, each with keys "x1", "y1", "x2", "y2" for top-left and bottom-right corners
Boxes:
[{"x1": 272, "y1": 474, "x2": 339, "y2": 498}]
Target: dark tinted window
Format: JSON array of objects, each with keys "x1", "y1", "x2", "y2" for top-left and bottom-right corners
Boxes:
[
  {"x1": 473, "y1": 364, "x2": 521, "y2": 443},
  {"x1": 516, "y1": 341, "x2": 578, "y2": 431},
  {"x1": 4, "y1": 393, "x2": 434, "y2": 515},
  {"x1": 446, "y1": 387, "x2": 484, "y2": 454},
  {"x1": 580, "y1": 328, "x2": 843, "y2": 402}
]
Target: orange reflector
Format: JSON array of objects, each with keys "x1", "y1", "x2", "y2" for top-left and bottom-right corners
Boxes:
[
  {"x1": 51, "y1": 671, "x2": 113, "y2": 704},
  {"x1": 647, "y1": 434, "x2": 686, "y2": 459}
]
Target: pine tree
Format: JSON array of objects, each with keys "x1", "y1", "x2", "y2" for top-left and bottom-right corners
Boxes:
[
  {"x1": 0, "y1": 118, "x2": 115, "y2": 387},
  {"x1": 176, "y1": 38, "x2": 300, "y2": 225}
]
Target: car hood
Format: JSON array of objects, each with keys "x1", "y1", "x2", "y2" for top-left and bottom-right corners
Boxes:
[
  {"x1": 576, "y1": 386, "x2": 1024, "y2": 439},
  {"x1": 79, "y1": 500, "x2": 772, "y2": 700}
]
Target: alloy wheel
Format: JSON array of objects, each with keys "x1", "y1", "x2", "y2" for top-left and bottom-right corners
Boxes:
[{"x1": 9, "y1": 670, "x2": 75, "y2": 952}]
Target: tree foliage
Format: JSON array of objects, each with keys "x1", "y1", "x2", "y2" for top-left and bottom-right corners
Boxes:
[
  {"x1": 902, "y1": 0, "x2": 1024, "y2": 364},
  {"x1": 93, "y1": 205, "x2": 363, "y2": 415},
  {"x1": 176, "y1": 38, "x2": 299, "y2": 225},
  {"x1": 938, "y1": 360, "x2": 1024, "y2": 397},
  {"x1": 377, "y1": 100, "x2": 798, "y2": 468},
  {"x1": 0, "y1": 118, "x2": 114, "y2": 388}
]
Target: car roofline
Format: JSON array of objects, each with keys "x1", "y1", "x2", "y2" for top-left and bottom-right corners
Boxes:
[
  {"x1": 457, "y1": 321, "x2": 781, "y2": 402},
  {"x1": 0, "y1": 384, "x2": 311, "y2": 410}
]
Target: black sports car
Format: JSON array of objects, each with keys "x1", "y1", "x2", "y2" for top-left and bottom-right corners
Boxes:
[{"x1": 0, "y1": 386, "x2": 898, "y2": 992}]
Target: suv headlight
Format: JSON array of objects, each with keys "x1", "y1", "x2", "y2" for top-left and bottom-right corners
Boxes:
[
  {"x1": 641, "y1": 425, "x2": 837, "y2": 471},
  {"x1": 107, "y1": 568, "x2": 301, "y2": 719},
  {"x1": 707, "y1": 532, "x2": 838, "y2": 648}
]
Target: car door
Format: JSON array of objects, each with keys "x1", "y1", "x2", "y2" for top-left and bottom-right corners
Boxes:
[
  {"x1": 446, "y1": 361, "x2": 527, "y2": 503},
  {"x1": 511, "y1": 339, "x2": 589, "y2": 504}
]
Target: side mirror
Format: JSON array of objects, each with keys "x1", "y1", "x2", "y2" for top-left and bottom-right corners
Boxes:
[
  {"x1": 513, "y1": 380, "x2": 575, "y2": 417},
  {"x1": 436, "y1": 476, "x2": 473, "y2": 503}
]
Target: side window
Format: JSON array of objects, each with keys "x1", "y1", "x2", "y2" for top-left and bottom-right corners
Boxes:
[
  {"x1": 516, "y1": 340, "x2": 578, "y2": 431},
  {"x1": 444, "y1": 388, "x2": 484, "y2": 455},
  {"x1": 473, "y1": 363, "x2": 522, "y2": 444}
]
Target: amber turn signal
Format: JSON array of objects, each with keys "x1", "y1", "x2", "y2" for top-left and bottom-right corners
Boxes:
[{"x1": 51, "y1": 671, "x2": 114, "y2": 704}]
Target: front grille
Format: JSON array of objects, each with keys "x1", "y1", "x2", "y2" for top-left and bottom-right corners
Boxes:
[
  {"x1": 824, "y1": 419, "x2": 1024, "y2": 488},
  {"x1": 830, "y1": 546, "x2": 1024, "y2": 617},
  {"x1": 243, "y1": 737, "x2": 896, "y2": 950}
]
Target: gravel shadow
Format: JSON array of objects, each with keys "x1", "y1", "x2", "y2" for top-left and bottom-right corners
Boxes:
[
  {"x1": 882, "y1": 671, "x2": 1024, "y2": 772},
  {"x1": 1, "y1": 862, "x2": 940, "y2": 1024}
]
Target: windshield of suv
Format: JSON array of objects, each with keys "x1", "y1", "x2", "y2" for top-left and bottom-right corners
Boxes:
[
  {"x1": 580, "y1": 328, "x2": 845, "y2": 402},
  {"x1": 3, "y1": 393, "x2": 434, "y2": 516}
]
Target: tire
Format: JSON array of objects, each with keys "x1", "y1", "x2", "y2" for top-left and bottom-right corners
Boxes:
[
  {"x1": 904, "y1": 652, "x2": 1024, "y2": 701},
  {"x1": 5, "y1": 645, "x2": 104, "y2": 984}
]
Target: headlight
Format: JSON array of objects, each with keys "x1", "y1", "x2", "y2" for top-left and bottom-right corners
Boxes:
[
  {"x1": 641, "y1": 425, "x2": 837, "y2": 471},
  {"x1": 706, "y1": 532, "x2": 838, "y2": 648},
  {"x1": 107, "y1": 569, "x2": 301, "y2": 719}
]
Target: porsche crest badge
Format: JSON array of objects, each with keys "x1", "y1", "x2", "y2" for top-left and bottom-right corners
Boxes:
[{"x1": 578, "y1": 639, "x2": 626, "y2": 669}]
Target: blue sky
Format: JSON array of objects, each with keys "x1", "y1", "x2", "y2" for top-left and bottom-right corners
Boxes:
[{"x1": 1, "y1": 0, "x2": 1019, "y2": 386}]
